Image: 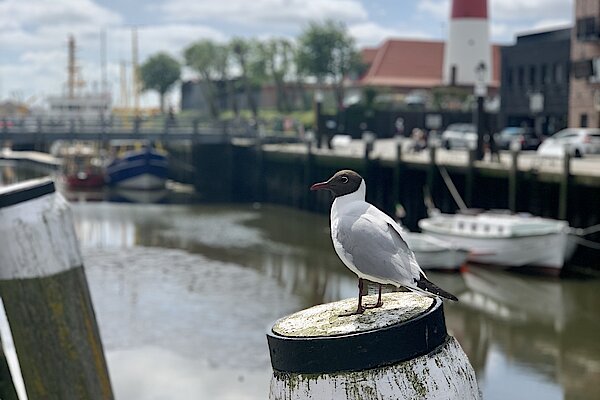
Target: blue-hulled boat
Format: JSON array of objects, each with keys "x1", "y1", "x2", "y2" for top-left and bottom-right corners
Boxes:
[{"x1": 105, "y1": 141, "x2": 168, "y2": 190}]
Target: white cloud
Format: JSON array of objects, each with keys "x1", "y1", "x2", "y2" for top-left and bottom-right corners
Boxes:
[
  {"x1": 159, "y1": 0, "x2": 368, "y2": 26},
  {"x1": 417, "y1": 0, "x2": 449, "y2": 21},
  {"x1": 110, "y1": 24, "x2": 226, "y2": 62},
  {"x1": 0, "y1": 0, "x2": 122, "y2": 30},
  {"x1": 532, "y1": 19, "x2": 572, "y2": 31},
  {"x1": 491, "y1": 0, "x2": 573, "y2": 21},
  {"x1": 349, "y1": 22, "x2": 433, "y2": 48}
]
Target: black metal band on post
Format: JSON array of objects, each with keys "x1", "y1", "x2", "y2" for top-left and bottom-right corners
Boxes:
[
  {"x1": 266, "y1": 298, "x2": 447, "y2": 374},
  {"x1": 0, "y1": 177, "x2": 54, "y2": 209}
]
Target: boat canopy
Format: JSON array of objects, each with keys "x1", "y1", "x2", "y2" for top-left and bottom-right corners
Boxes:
[{"x1": 420, "y1": 213, "x2": 568, "y2": 238}]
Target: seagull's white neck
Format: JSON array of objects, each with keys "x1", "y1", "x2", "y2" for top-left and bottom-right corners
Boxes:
[{"x1": 332, "y1": 179, "x2": 366, "y2": 213}]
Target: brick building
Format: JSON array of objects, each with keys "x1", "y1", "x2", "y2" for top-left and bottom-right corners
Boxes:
[{"x1": 570, "y1": 0, "x2": 600, "y2": 127}]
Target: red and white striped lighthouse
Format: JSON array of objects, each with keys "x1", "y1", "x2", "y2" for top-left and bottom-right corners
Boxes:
[{"x1": 443, "y1": 0, "x2": 491, "y2": 86}]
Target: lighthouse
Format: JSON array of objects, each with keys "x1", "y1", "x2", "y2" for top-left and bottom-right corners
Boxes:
[{"x1": 443, "y1": 0, "x2": 491, "y2": 86}]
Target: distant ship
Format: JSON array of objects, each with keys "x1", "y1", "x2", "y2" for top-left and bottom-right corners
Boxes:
[
  {"x1": 45, "y1": 92, "x2": 111, "y2": 122},
  {"x1": 105, "y1": 140, "x2": 168, "y2": 190}
]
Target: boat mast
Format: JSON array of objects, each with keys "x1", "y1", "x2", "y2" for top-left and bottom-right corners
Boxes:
[{"x1": 131, "y1": 27, "x2": 140, "y2": 117}]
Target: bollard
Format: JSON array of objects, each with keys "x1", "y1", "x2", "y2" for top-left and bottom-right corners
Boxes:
[
  {"x1": 508, "y1": 150, "x2": 519, "y2": 212},
  {"x1": 465, "y1": 149, "x2": 476, "y2": 207},
  {"x1": 267, "y1": 292, "x2": 480, "y2": 400},
  {"x1": 558, "y1": 151, "x2": 570, "y2": 220},
  {"x1": 427, "y1": 146, "x2": 437, "y2": 197},
  {"x1": 0, "y1": 178, "x2": 113, "y2": 400}
]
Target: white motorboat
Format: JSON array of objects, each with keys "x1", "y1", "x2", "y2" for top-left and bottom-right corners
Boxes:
[
  {"x1": 405, "y1": 232, "x2": 469, "y2": 271},
  {"x1": 418, "y1": 210, "x2": 577, "y2": 274}
]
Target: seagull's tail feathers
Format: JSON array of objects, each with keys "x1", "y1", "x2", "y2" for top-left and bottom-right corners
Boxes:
[{"x1": 414, "y1": 273, "x2": 458, "y2": 301}]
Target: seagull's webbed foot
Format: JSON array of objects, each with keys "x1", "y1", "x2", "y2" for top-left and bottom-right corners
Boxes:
[
  {"x1": 363, "y1": 301, "x2": 383, "y2": 309},
  {"x1": 339, "y1": 305, "x2": 366, "y2": 317}
]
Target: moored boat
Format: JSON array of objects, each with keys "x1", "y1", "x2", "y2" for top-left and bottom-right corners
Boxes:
[
  {"x1": 405, "y1": 232, "x2": 470, "y2": 271},
  {"x1": 418, "y1": 210, "x2": 577, "y2": 274},
  {"x1": 105, "y1": 141, "x2": 168, "y2": 190},
  {"x1": 60, "y1": 143, "x2": 105, "y2": 190}
]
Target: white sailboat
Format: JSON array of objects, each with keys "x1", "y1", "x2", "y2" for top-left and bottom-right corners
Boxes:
[{"x1": 418, "y1": 210, "x2": 577, "y2": 274}]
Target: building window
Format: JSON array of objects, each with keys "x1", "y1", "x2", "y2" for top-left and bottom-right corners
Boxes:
[
  {"x1": 576, "y1": 17, "x2": 599, "y2": 41},
  {"x1": 555, "y1": 63, "x2": 564, "y2": 84},
  {"x1": 506, "y1": 67, "x2": 513, "y2": 88},
  {"x1": 518, "y1": 66, "x2": 525, "y2": 87},
  {"x1": 541, "y1": 64, "x2": 548, "y2": 85},
  {"x1": 529, "y1": 65, "x2": 536, "y2": 87},
  {"x1": 580, "y1": 114, "x2": 588, "y2": 128}
]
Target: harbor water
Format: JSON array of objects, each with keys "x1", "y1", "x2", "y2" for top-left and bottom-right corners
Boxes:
[{"x1": 1, "y1": 163, "x2": 599, "y2": 400}]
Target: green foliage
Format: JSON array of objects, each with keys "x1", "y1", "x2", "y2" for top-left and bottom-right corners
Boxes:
[
  {"x1": 296, "y1": 20, "x2": 361, "y2": 110},
  {"x1": 139, "y1": 52, "x2": 180, "y2": 112},
  {"x1": 296, "y1": 20, "x2": 361, "y2": 83},
  {"x1": 184, "y1": 40, "x2": 231, "y2": 118},
  {"x1": 261, "y1": 38, "x2": 296, "y2": 112},
  {"x1": 230, "y1": 37, "x2": 266, "y2": 118},
  {"x1": 180, "y1": 20, "x2": 361, "y2": 120},
  {"x1": 183, "y1": 40, "x2": 221, "y2": 81}
]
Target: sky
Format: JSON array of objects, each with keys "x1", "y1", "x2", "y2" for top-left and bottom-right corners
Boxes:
[{"x1": 0, "y1": 0, "x2": 573, "y2": 109}]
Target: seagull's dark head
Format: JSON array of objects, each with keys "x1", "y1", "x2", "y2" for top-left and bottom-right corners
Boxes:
[{"x1": 310, "y1": 170, "x2": 363, "y2": 197}]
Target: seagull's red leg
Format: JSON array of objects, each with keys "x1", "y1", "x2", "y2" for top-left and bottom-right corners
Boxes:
[
  {"x1": 364, "y1": 283, "x2": 384, "y2": 309},
  {"x1": 375, "y1": 284, "x2": 383, "y2": 307},
  {"x1": 356, "y1": 278, "x2": 365, "y2": 313},
  {"x1": 340, "y1": 278, "x2": 366, "y2": 316}
]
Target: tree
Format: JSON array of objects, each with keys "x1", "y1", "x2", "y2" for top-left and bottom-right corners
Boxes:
[
  {"x1": 184, "y1": 40, "x2": 228, "y2": 118},
  {"x1": 230, "y1": 37, "x2": 266, "y2": 119},
  {"x1": 296, "y1": 20, "x2": 362, "y2": 110},
  {"x1": 139, "y1": 52, "x2": 180, "y2": 113},
  {"x1": 262, "y1": 38, "x2": 295, "y2": 112}
]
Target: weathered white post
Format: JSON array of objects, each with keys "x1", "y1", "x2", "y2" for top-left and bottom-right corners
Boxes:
[
  {"x1": 0, "y1": 178, "x2": 114, "y2": 400},
  {"x1": 267, "y1": 292, "x2": 480, "y2": 400}
]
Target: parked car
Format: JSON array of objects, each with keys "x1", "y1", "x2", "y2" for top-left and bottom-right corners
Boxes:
[
  {"x1": 495, "y1": 127, "x2": 543, "y2": 151},
  {"x1": 537, "y1": 128, "x2": 600, "y2": 158},
  {"x1": 441, "y1": 123, "x2": 477, "y2": 150}
]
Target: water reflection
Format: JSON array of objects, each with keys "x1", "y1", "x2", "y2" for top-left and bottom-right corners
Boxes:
[
  {"x1": 445, "y1": 267, "x2": 600, "y2": 400},
  {"x1": 72, "y1": 202, "x2": 600, "y2": 400}
]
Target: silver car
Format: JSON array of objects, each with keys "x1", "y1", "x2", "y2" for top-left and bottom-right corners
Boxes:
[
  {"x1": 537, "y1": 128, "x2": 600, "y2": 158},
  {"x1": 441, "y1": 123, "x2": 477, "y2": 150}
]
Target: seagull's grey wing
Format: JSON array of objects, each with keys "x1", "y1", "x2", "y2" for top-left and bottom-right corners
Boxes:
[{"x1": 335, "y1": 211, "x2": 421, "y2": 286}]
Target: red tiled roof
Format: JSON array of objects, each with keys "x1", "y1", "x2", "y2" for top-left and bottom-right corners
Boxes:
[
  {"x1": 361, "y1": 47, "x2": 379, "y2": 66},
  {"x1": 360, "y1": 38, "x2": 501, "y2": 89}
]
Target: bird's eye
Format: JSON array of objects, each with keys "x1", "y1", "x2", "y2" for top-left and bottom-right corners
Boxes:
[{"x1": 341, "y1": 176, "x2": 349, "y2": 184}]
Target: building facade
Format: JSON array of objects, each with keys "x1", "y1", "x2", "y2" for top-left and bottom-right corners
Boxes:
[
  {"x1": 499, "y1": 28, "x2": 571, "y2": 135},
  {"x1": 569, "y1": 0, "x2": 600, "y2": 127}
]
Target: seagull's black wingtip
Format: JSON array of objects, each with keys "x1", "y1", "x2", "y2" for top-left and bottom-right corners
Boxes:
[{"x1": 416, "y1": 274, "x2": 458, "y2": 301}]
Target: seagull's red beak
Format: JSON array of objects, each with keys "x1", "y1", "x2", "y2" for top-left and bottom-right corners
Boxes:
[{"x1": 310, "y1": 181, "x2": 330, "y2": 191}]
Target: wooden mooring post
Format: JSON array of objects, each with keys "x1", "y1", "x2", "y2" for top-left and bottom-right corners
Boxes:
[
  {"x1": 267, "y1": 292, "x2": 480, "y2": 400},
  {"x1": 427, "y1": 146, "x2": 437, "y2": 196},
  {"x1": 392, "y1": 140, "x2": 403, "y2": 205},
  {"x1": 303, "y1": 138, "x2": 315, "y2": 210},
  {"x1": 0, "y1": 178, "x2": 114, "y2": 400},
  {"x1": 558, "y1": 151, "x2": 571, "y2": 220},
  {"x1": 508, "y1": 150, "x2": 519, "y2": 212},
  {"x1": 465, "y1": 149, "x2": 476, "y2": 207}
]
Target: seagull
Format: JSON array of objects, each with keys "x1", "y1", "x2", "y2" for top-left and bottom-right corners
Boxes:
[{"x1": 311, "y1": 169, "x2": 458, "y2": 315}]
